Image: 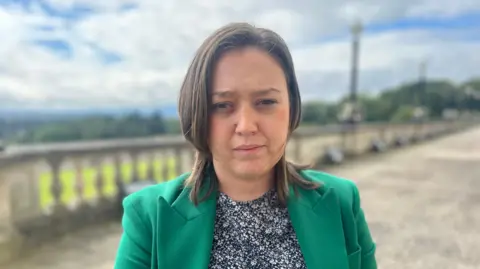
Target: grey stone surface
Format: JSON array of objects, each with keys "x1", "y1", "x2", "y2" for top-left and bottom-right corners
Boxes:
[
  {"x1": 328, "y1": 126, "x2": 480, "y2": 269},
  {"x1": 4, "y1": 222, "x2": 122, "y2": 269},
  {"x1": 5, "y1": 127, "x2": 480, "y2": 269}
]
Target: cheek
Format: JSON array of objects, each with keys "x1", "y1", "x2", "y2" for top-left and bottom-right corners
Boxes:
[
  {"x1": 209, "y1": 118, "x2": 220, "y2": 140},
  {"x1": 209, "y1": 117, "x2": 230, "y2": 145},
  {"x1": 275, "y1": 105, "x2": 290, "y2": 123},
  {"x1": 263, "y1": 106, "x2": 290, "y2": 141},
  {"x1": 273, "y1": 105, "x2": 290, "y2": 131}
]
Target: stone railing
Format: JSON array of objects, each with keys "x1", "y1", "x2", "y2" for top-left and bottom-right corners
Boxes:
[{"x1": 0, "y1": 119, "x2": 477, "y2": 264}]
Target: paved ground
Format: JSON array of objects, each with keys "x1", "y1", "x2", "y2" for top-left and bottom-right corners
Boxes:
[
  {"x1": 5, "y1": 127, "x2": 480, "y2": 269},
  {"x1": 4, "y1": 222, "x2": 122, "y2": 269},
  {"x1": 327, "y1": 126, "x2": 480, "y2": 269}
]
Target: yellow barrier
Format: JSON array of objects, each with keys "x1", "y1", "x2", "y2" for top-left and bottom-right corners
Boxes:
[{"x1": 38, "y1": 157, "x2": 178, "y2": 209}]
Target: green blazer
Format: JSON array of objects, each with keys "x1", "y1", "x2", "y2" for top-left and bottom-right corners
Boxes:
[{"x1": 114, "y1": 169, "x2": 377, "y2": 269}]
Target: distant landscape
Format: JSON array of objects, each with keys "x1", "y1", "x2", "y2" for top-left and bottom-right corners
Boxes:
[
  {"x1": 0, "y1": 104, "x2": 179, "y2": 121},
  {"x1": 1, "y1": 78, "x2": 479, "y2": 146}
]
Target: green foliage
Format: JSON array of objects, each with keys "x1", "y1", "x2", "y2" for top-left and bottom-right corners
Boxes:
[
  {"x1": 165, "y1": 118, "x2": 182, "y2": 134},
  {"x1": 301, "y1": 77, "x2": 480, "y2": 125},
  {"x1": 357, "y1": 95, "x2": 392, "y2": 122},
  {"x1": 390, "y1": 105, "x2": 415, "y2": 123},
  {"x1": 16, "y1": 112, "x2": 171, "y2": 144},
  {"x1": 301, "y1": 101, "x2": 338, "y2": 125}
]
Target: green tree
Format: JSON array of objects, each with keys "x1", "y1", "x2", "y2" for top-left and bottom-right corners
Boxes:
[
  {"x1": 390, "y1": 105, "x2": 415, "y2": 123},
  {"x1": 301, "y1": 101, "x2": 338, "y2": 125},
  {"x1": 357, "y1": 94, "x2": 392, "y2": 122},
  {"x1": 147, "y1": 112, "x2": 167, "y2": 134}
]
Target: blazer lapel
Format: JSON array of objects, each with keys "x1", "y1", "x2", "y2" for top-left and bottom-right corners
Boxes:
[
  {"x1": 288, "y1": 185, "x2": 350, "y2": 269},
  {"x1": 157, "y1": 178, "x2": 217, "y2": 269},
  {"x1": 156, "y1": 176, "x2": 350, "y2": 269}
]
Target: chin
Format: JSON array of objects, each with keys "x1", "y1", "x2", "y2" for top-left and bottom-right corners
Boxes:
[{"x1": 233, "y1": 161, "x2": 272, "y2": 178}]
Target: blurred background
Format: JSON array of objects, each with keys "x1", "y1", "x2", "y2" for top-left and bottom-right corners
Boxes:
[
  {"x1": 0, "y1": 0, "x2": 479, "y2": 143},
  {"x1": 0, "y1": 1, "x2": 479, "y2": 269}
]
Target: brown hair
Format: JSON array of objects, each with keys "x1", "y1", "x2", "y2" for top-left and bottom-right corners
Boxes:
[{"x1": 178, "y1": 22, "x2": 319, "y2": 205}]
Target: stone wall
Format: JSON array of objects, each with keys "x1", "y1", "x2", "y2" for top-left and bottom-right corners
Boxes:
[{"x1": 0, "y1": 119, "x2": 476, "y2": 265}]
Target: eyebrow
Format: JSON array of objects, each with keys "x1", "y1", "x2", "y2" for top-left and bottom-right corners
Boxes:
[{"x1": 212, "y1": 88, "x2": 281, "y2": 97}]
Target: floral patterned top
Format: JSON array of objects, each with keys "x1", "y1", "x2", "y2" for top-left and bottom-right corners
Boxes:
[{"x1": 208, "y1": 189, "x2": 307, "y2": 269}]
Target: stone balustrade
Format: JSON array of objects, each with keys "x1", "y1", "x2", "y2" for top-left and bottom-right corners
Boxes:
[{"x1": 0, "y1": 119, "x2": 477, "y2": 265}]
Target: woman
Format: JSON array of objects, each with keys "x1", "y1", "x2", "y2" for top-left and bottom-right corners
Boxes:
[{"x1": 114, "y1": 22, "x2": 377, "y2": 269}]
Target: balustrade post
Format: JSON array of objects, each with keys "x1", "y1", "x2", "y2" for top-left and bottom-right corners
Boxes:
[
  {"x1": 174, "y1": 148, "x2": 183, "y2": 176},
  {"x1": 74, "y1": 160, "x2": 84, "y2": 208},
  {"x1": 146, "y1": 152, "x2": 155, "y2": 180},
  {"x1": 113, "y1": 154, "x2": 124, "y2": 206},
  {"x1": 46, "y1": 154, "x2": 65, "y2": 214},
  {"x1": 161, "y1": 152, "x2": 170, "y2": 182},
  {"x1": 94, "y1": 155, "x2": 106, "y2": 201},
  {"x1": 130, "y1": 152, "x2": 140, "y2": 182}
]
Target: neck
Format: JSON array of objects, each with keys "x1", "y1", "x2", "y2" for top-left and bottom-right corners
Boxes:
[{"x1": 214, "y1": 168, "x2": 274, "y2": 202}]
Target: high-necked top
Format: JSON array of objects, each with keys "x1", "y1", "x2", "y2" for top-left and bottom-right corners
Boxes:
[{"x1": 208, "y1": 189, "x2": 307, "y2": 269}]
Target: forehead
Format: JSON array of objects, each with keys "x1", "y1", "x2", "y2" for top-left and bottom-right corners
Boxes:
[{"x1": 211, "y1": 47, "x2": 288, "y2": 95}]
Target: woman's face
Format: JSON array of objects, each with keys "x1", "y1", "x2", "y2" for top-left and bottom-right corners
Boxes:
[{"x1": 209, "y1": 47, "x2": 290, "y2": 181}]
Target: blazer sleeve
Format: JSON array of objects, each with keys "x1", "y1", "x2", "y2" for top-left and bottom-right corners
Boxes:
[
  {"x1": 351, "y1": 182, "x2": 377, "y2": 269},
  {"x1": 114, "y1": 197, "x2": 152, "y2": 269}
]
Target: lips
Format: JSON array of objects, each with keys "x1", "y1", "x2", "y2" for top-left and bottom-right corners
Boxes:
[{"x1": 234, "y1": 145, "x2": 263, "y2": 151}]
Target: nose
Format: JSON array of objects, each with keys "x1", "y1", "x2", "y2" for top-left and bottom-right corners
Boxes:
[{"x1": 235, "y1": 104, "x2": 258, "y2": 136}]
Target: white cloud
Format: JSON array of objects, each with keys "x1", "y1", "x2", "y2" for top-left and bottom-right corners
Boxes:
[
  {"x1": 293, "y1": 29, "x2": 480, "y2": 100},
  {"x1": 0, "y1": 0, "x2": 479, "y2": 109},
  {"x1": 407, "y1": 0, "x2": 480, "y2": 18}
]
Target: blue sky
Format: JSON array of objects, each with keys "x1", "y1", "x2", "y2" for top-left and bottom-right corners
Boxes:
[
  {"x1": 4, "y1": 0, "x2": 480, "y2": 64},
  {"x1": 1, "y1": 0, "x2": 96, "y2": 19},
  {"x1": 0, "y1": 0, "x2": 479, "y2": 108},
  {"x1": 368, "y1": 12, "x2": 480, "y2": 34},
  {"x1": 1, "y1": 0, "x2": 129, "y2": 62}
]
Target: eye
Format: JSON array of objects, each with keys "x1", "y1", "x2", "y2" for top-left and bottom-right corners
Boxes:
[
  {"x1": 257, "y1": 99, "x2": 278, "y2": 106},
  {"x1": 212, "y1": 102, "x2": 233, "y2": 111}
]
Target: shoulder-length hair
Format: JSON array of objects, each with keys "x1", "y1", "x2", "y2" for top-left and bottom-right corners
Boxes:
[{"x1": 178, "y1": 22, "x2": 319, "y2": 205}]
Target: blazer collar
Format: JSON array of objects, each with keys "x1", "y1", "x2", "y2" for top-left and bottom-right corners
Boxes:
[
  {"x1": 287, "y1": 183, "x2": 350, "y2": 268},
  {"x1": 158, "y1": 175, "x2": 349, "y2": 269},
  {"x1": 157, "y1": 175, "x2": 218, "y2": 268},
  {"x1": 170, "y1": 174, "x2": 218, "y2": 220}
]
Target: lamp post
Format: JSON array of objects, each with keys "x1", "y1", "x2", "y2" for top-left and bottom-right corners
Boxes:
[
  {"x1": 349, "y1": 20, "x2": 363, "y2": 123},
  {"x1": 413, "y1": 60, "x2": 427, "y2": 122},
  {"x1": 340, "y1": 20, "x2": 363, "y2": 155},
  {"x1": 418, "y1": 60, "x2": 427, "y2": 105}
]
